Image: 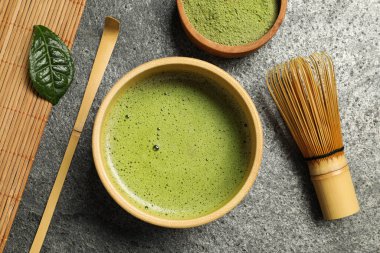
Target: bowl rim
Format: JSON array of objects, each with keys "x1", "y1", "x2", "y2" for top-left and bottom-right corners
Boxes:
[
  {"x1": 177, "y1": 0, "x2": 288, "y2": 58},
  {"x1": 92, "y1": 57, "x2": 263, "y2": 228}
]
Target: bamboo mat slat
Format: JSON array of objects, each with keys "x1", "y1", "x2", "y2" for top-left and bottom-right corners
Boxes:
[{"x1": 0, "y1": 0, "x2": 86, "y2": 251}]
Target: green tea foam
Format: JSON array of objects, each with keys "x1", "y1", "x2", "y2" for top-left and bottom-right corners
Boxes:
[{"x1": 101, "y1": 72, "x2": 251, "y2": 219}]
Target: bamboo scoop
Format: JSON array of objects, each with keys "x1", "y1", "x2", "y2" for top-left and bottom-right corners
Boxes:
[{"x1": 30, "y1": 17, "x2": 120, "y2": 252}]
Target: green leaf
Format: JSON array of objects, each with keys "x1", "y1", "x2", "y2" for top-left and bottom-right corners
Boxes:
[{"x1": 29, "y1": 25, "x2": 74, "y2": 105}]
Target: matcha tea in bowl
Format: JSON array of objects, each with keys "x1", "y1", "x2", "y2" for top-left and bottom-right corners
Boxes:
[
  {"x1": 177, "y1": 0, "x2": 287, "y2": 57},
  {"x1": 92, "y1": 57, "x2": 263, "y2": 228}
]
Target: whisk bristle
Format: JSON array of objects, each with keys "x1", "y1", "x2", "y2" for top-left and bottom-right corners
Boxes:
[{"x1": 266, "y1": 52, "x2": 344, "y2": 160}]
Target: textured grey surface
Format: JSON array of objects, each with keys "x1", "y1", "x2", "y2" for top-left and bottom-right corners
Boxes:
[{"x1": 5, "y1": 0, "x2": 380, "y2": 252}]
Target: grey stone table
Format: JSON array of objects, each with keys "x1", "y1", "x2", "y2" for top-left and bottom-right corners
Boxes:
[{"x1": 5, "y1": 0, "x2": 379, "y2": 252}]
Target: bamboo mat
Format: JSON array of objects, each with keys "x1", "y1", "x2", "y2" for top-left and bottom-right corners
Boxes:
[{"x1": 0, "y1": 0, "x2": 86, "y2": 250}]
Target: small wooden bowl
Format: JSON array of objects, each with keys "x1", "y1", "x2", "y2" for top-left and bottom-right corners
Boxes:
[
  {"x1": 92, "y1": 57, "x2": 263, "y2": 228},
  {"x1": 177, "y1": 0, "x2": 287, "y2": 58}
]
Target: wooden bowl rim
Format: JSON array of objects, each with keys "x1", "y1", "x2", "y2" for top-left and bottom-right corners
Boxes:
[
  {"x1": 177, "y1": 0, "x2": 288, "y2": 57},
  {"x1": 92, "y1": 57, "x2": 263, "y2": 228}
]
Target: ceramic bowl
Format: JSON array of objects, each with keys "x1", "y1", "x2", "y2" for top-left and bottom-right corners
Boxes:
[
  {"x1": 92, "y1": 57, "x2": 263, "y2": 228},
  {"x1": 177, "y1": 0, "x2": 287, "y2": 58}
]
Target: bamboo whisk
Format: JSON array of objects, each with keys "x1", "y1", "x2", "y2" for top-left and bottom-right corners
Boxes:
[{"x1": 266, "y1": 52, "x2": 359, "y2": 220}]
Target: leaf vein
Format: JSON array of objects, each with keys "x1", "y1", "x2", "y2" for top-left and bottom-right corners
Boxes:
[{"x1": 37, "y1": 26, "x2": 55, "y2": 99}]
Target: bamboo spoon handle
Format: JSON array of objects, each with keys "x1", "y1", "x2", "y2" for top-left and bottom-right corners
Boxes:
[{"x1": 30, "y1": 17, "x2": 120, "y2": 253}]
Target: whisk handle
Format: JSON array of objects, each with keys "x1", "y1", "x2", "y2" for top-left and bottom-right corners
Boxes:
[{"x1": 308, "y1": 155, "x2": 360, "y2": 220}]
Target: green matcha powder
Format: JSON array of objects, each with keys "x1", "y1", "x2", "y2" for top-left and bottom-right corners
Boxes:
[{"x1": 183, "y1": 0, "x2": 279, "y2": 46}]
